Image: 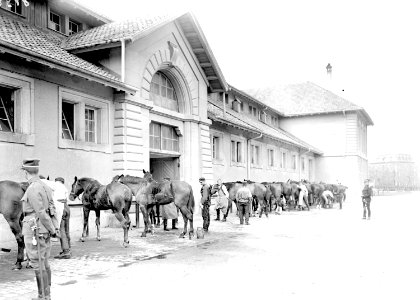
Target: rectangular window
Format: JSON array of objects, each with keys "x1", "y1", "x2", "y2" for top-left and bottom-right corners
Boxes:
[
  {"x1": 291, "y1": 154, "x2": 297, "y2": 170},
  {"x1": 240, "y1": 102, "x2": 244, "y2": 112},
  {"x1": 10, "y1": 1, "x2": 22, "y2": 14},
  {"x1": 251, "y1": 145, "x2": 260, "y2": 165},
  {"x1": 84, "y1": 107, "x2": 96, "y2": 143},
  {"x1": 253, "y1": 107, "x2": 257, "y2": 117},
  {"x1": 212, "y1": 136, "x2": 220, "y2": 160},
  {"x1": 248, "y1": 105, "x2": 252, "y2": 114},
  {"x1": 69, "y1": 20, "x2": 80, "y2": 35},
  {"x1": 61, "y1": 101, "x2": 74, "y2": 140},
  {"x1": 280, "y1": 152, "x2": 287, "y2": 168},
  {"x1": 268, "y1": 149, "x2": 274, "y2": 167},
  {"x1": 149, "y1": 123, "x2": 179, "y2": 152},
  {"x1": 231, "y1": 140, "x2": 243, "y2": 163},
  {"x1": 0, "y1": 86, "x2": 15, "y2": 132},
  {"x1": 50, "y1": 11, "x2": 61, "y2": 32},
  {"x1": 301, "y1": 157, "x2": 305, "y2": 171}
]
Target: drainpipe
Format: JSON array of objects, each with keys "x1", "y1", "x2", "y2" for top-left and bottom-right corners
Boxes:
[
  {"x1": 246, "y1": 132, "x2": 263, "y2": 180},
  {"x1": 222, "y1": 92, "x2": 226, "y2": 117},
  {"x1": 121, "y1": 39, "x2": 126, "y2": 83}
]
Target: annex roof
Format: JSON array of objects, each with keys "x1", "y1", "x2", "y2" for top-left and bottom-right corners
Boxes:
[
  {"x1": 64, "y1": 12, "x2": 228, "y2": 92},
  {"x1": 208, "y1": 98, "x2": 323, "y2": 154},
  {"x1": 0, "y1": 14, "x2": 136, "y2": 93},
  {"x1": 247, "y1": 82, "x2": 373, "y2": 125}
]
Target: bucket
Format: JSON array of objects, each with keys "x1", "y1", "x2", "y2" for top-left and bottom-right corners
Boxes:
[{"x1": 196, "y1": 227, "x2": 204, "y2": 239}]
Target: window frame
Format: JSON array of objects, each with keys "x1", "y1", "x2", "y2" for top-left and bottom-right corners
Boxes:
[
  {"x1": 267, "y1": 148, "x2": 275, "y2": 168},
  {"x1": 49, "y1": 10, "x2": 63, "y2": 33},
  {"x1": 149, "y1": 122, "x2": 180, "y2": 154},
  {"x1": 0, "y1": 0, "x2": 27, "y2": 17},
  {"x1": 230, "y1": 135, "x2": 245, "y2": 167},
  {"x1": 210, "y1": 131, "x2": 224, "y2": 164},
  {"x1": 68, "y1": 19, "x2": 80, "y2": 35},
  {"x1": 0, "y1": 70, "x2": 34, "y2": 145},
  {"x1": 58, "y1": 87, "x2": 111, "y2": 153},
  {"x1": 250, "y1": 142, "x2": 262, "y2": 168},
  {"x1": 280, "y1": 151, "x2": 287, "y2": 169},
  {"x1": 150, "y1": 72, "x2": 179, "y2": 112}
]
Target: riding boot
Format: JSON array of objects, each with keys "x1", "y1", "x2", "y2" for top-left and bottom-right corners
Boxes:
[
  {"x1": 171, "y1": 219, "x2": 178, "y2": 230},
  {"x1": 163, "y1": 219, "x2": 170, "y2": 231},
  {"x1": 214, "y1": 209, "x2": 220, "y2": 221},
  {"x1": 45, "y1": 267, "x2": 51, "y2": 299},
  {"x1": 222, "y1": 213, "x2": 227, "y2": 222},
  {"x1": 32, "y1": 270, "x2": 49, "y2": 300}
]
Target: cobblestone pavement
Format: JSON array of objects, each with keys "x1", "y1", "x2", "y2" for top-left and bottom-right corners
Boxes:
[{"x1": 0, "y1": 210, "x2": 247, "y2": 300}]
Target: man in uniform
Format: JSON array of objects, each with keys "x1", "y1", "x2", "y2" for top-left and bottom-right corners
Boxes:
[
  {"x1": 199, "y1": 177, "x2": 211, "y2": 232},
  {"x1": 235, "y1": 182, "x2": 252, "y2": 225},
  {"x1": 362, "y1": 179, "x2": 373, "y2": 220},
  {"x1": 21, "y1": 159, "x2": 58, "y2": 300}
]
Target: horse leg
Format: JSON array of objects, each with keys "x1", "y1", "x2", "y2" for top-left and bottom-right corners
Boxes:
[
  {"x1": 80, "y1": 207, "x2": 90, "y2": 242},
  {"x1": 146, "y1": 207, "x2": 155, "y2": 235},
  {"x1": 178, "y1": 206, "x2": 192, "y2": 238},
  {"x1": 5, "y1": 217, "x2": 24, "y2": 270},
  {"x1": 95, "y1": 210, "x2": 101, "y2": 241},
  {"x1": 156, "y1": 204, "x2": 161, "y2": 227},
  {"x1": 139, "y1": 205, "x2": 148, "y2": 237},
  {"x1": 188, "y1": 213, "x2": 194, "y2": 240},
  {"x1": 114, "y1": 211, "x2": 130, "y2": 247}
]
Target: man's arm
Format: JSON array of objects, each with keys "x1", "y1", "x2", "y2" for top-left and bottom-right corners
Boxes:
[
  {"x1": 29, "y1": 188, "x2": 56, "y2": 235},
  {"x1": 201, "y1": 185, "x2": 209, "y2": 205}
]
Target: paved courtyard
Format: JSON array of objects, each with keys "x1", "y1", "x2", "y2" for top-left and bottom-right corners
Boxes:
[{"x1": 1, "y1": 192, "x2": 419, "y2": 300}]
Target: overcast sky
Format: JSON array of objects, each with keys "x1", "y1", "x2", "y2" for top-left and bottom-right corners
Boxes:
[{"x1": 86, "y1": 0, "x2": 419, "y2": 161}]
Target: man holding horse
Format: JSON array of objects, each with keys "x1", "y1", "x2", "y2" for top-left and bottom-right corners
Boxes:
[
  {"x1": 235, "y1": 182, "x2": 252, "y2": 225},
  {"x1": 199, "y1": 177, "x2": 211, "y2": 232},
  {"x1": 21, "y1": 159, "x2": 58, "y2": 300}
]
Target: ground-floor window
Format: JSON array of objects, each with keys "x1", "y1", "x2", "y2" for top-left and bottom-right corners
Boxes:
[
  {"x1": 212, "y1": 135, "x2": 221, "y2": 160},
  {"x1": 291, "y1": 154, "x2": 297, "y2": 170},
  {"x1": 301, "y1": 157, "x2": 305, "y2": 172},
  {"x1": 231, "y1": 140, "x2": 243, "y2": 163},
  {"x1": 149, "y1": 122, "x2": 179, "y2": 152},
  {"x1": 280, "y1": 151, "x2": 287, "y2": 169},
  {"x1": 251, "y1": 144, "x2": 260, "y2": 165},
  {"x1": 0, "y1": 86, "x2": 15, "y2": 132},
  {"x1": 268, "y1": 149, "x2": 275, "y2": 167}
]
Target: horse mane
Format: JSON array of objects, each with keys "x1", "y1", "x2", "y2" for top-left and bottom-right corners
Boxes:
[
  {"x1": 119, "y1": 175, "x2": 147, "y2": 184},
  {"x1": 224, "y1": 182, "x2": 237, "y2": 190},
  {"x1": 245, "y1": 180, "x2": 255, "y2": 184}
]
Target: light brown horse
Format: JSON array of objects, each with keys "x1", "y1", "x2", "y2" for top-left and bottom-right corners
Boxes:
[
  {"x1": 114, "y1": 172, "x2": 195, "y2": 239},
  {"x1": 0, "y1": 180, "x2": 28, "y2": 269},
  {"x1": 69, "y1": 177, "x2": 132, "y2": 247}
]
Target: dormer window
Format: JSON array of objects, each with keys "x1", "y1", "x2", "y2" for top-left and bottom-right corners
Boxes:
[
  {"x1": 69, "y1": 20, "x2": 80, "y2": 35},
  {"x1": 49, "y1": 11, "x2": 62, "y2": 32}
]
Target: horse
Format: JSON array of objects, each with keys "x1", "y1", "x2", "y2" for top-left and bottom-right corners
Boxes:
[
  {"x1": 0, "y1": 180, "x2": 28, "y2": 270},
  {"x1": 281, "y1": 181, "x2": 299, "y2": 210},
  {"x1": 114, "y1": 172, "x2": 195, "y2": 239},
  {"x1": 224, "y1": 181, "x2": 268, "y2": 217},
  {"x1": 69, "y1": 177, "x2": 132, "y2": 247},
  {"x1": 263, "y1": 182, "x2": 284, "y2": 214}
]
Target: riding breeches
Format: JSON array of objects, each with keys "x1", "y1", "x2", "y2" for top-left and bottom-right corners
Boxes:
[
  {"x1": 23, "y1": 221, "x2": 51, "y2": 271},
  {"x1": 363, "y1": 198, "x2": 371, "y2": 218},
  {"x1": 202, "y1": 204, "x2": 210, "y2": 230}
]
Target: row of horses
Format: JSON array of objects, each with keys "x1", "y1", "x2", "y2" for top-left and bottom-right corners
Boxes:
[{"x1": 0, "y1": 172, "x2": 346, "y2": 270}]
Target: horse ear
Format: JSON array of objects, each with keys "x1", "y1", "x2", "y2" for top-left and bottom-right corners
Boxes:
[
  {"x1": 143, "y1": 169, "x2": 146, "y2": 174},
  {"x1": 47, "y1": 176, "x2": 50, "y2": 181},
  {"x1": 74, "y1": 176, "x2": 78, "y2": 182}
]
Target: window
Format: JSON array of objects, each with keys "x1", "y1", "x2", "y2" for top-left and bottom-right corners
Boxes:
[
  {"x1": 150, "y1": 72, "x2": 178, "y2": 111},
  {"x1": 69, "y1": 20, "x2": 80, "y2": 35},
  {"x1": 49, "y1": 11, "x2": 62, "y2": 32},
  {"x1": 248, "y1": 105, "x2": 257, "y2": 117},
  {"x1": 85, "y1": 107, "x2": 97, "y2": 143},
  {"x1": 251, "y1": 145, "x2": 260, "y2": 165},
  {"x1": 268, "y1": 149, "x2": 274, "y2": 167},
  {"x1": 0, "y1": 86, "x2": 15, "y2": 132},
  {"x1": 301, "y1": 157, "x2": 305, "y2": 171},
  {"x1": 149, "y1": 123, "x2": 179, "y2": 152},
  {"x1": 59, "y1": 88, "x2": 110, "y2": 152},
  {"x1": 291, "y1": 154, "x2": 297, "y2": 170},
  {"x1": 280, "y1": 152, "x2": 287, "y2": 169},
  {"x1": 240, "y1": 102, "x2": 244, "y2": 112},
  {"x1": 61, "y1": 101, "x2": 74, "y2": 140},
  {"x1": 10, "y1": 1, "x2": 22, "y2": 15},
  {"x1": 231, "y1": 140, "x2": 243, "y2": 163},
  {"x1": 212, "y1": 136, "x2": 221, "y2": 160}
]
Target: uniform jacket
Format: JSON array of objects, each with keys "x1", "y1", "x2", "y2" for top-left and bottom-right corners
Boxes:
[
  {"x1": 362, "y1": 185, "x2": 373, "y2": 199},
  {"x1": 200, "y1": 184, "x2": 211, "y2": 205},
  {"x1": 236, "y1": 186, "x2": 252, "y2": 203}
]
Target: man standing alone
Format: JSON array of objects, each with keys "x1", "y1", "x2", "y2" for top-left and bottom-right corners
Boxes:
[
  {"x1": 362, "y1": 179, "x2": 373, "y2": 220},
  {"x1": 54, "y1": 177, "x2": 71, "y2": 259},
  {"x1": 199, "y1": 177, "x2": 211, "y2": 232},
  {"x1": 235, "y1": 182, "x2": 252, "y2": 225},
  {"x1": 21, "y1": 159, "x2": 57, "y2": 300}
]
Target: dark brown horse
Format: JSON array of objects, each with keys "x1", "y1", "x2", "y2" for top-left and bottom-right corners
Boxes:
[
  {"x1": 0, "y1": 180, "x2": 28, "y2": 270},
  {"x1": 224, "y1": 181, "x2": 268, "y2": 217},
  {"x1": 114, "y1": 172, "x2": 195, "y2": 239},
  {"x1": 69, "y1": 177, "x2": 132, "y2": 247},
  {"x1": 263, "y1": 182, "x2": 285, "y2": 213}
]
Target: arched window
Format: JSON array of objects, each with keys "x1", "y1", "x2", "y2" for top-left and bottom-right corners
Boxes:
[{"x1": 150, "y1": 72, "x2": 178, "y2": 111}]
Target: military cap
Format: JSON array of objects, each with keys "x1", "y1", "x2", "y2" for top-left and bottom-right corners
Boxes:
[
  {"x1": 21, "y1": 158, "x2": 40, "y2": 171},
  {"x1": 199, "y1": 177, "x2": 206, "y2": 182},
  {"x1": 55, "y1": 177, "x2": 65, "y2": 184}
]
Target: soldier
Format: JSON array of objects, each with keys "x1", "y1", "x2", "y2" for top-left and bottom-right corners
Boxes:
[
  {"x1": 199, "y1": 177, "x2": 211, "y2": 232},
  {"x1": 21, "y1": 159, "x2": 58, "y2": 300},
  {"x1": 362, "y1": 179, "x2": 373, "y2": 220},
  {"x1": 235, "y1": 182, "x2": 252, "y2": 225}
]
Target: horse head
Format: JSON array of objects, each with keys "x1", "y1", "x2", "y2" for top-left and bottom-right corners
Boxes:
[
  {"x1": 69, "y1": 177, "x2": 95, "y2": 201},
  {"x1": 112, "y1": 174, "x2": 124, "y2": 182}
]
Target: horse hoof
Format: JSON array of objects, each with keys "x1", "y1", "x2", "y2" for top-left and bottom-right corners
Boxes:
[
  {"x1": 97, "y1": 237, "x2": 101, "y2": 241},
  {"x1": 179, "y1": 233, "x2": 185, "y2": 239},
  {"x1": 123, "y1": 241, "x2": 129, "y2": 248},
  {"x1": 141, "y1": 232, "x2": 147, "y2": 238},
  {"x1": 12, "y1": 263, "x2": 22, "y2": 271},
  {"x1": 79, "y1": 237, "x2": 85, "y2": 242}
]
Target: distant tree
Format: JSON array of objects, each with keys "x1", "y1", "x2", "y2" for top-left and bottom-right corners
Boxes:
[{"x1": 0, "y1": 0, "x2": 29, "y2": 7}]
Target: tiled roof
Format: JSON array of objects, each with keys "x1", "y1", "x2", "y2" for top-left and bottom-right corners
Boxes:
[
  {"x1": 0, "y1": 14, "x2": 123, "y2": 84},
  {"x1": 64, "y1": 16, "x2": 173, "y2": 50},
  {"x1": 208, "y1": 98, "x2": 322, "y2": 154},
  {"x1": 247, "y1": 81, "x2": 367, "y2": 117}
]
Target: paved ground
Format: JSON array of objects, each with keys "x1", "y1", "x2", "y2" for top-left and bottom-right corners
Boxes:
[{"x1": 1, "y1": 192, "x2": 419, "y2": 300}]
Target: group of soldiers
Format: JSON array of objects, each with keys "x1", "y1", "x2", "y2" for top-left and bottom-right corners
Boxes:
[{"x1": 18, "y1": 156, "x2": 373, "y2": 300}]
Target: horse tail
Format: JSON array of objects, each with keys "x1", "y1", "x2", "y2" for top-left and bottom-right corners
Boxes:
[{"x1": 187, "y1": 186, "x2": 195, "y2": 214}]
